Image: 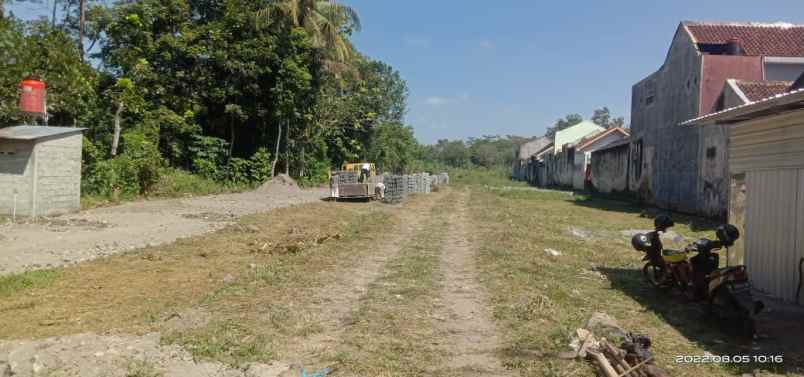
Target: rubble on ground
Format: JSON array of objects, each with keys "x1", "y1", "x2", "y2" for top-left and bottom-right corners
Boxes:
[
  {"x1": 562, "y1": 312, "x2": 670, "y2": 377},
  {"x1": 545, "y1": 248, "x2": 562, "y2": 257}
]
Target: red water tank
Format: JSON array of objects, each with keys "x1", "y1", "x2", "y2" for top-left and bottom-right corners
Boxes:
[{"x1": 19, "y1": 76, "x2": 47, "y2": 114}]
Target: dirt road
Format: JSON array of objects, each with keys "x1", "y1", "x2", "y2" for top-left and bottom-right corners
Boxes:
[
  {"x1": 0, "y1": 180, "x2": 327, "y2": 275},
  {"x1": 4, "y1": 181, "x2": 792, "y2": 376}
]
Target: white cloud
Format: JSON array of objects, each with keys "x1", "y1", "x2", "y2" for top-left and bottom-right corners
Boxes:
[
  {"x1": 425, "y1": 97, "x2": 449, "y2": 106},
  {"x1": 424, "y1": 93, "x2": 470, "y2": 107},
  {"x1": 403, "y1": 35, "x2": 432, "y2": 48}
]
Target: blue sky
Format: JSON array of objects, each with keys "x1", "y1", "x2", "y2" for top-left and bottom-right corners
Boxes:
[{"x1": 9, "y1": 0, "x2": 804, "y2": 143}]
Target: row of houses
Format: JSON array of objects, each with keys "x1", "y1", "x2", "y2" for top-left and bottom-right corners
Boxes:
[
  {"x1": 512, "y1": 121, "x2": 630, "y2": 189},
  {"x1": 514, "y1": 21, "x2": 804, "y2": 302}
]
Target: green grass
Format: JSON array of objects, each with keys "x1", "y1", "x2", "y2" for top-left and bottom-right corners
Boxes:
[
  {"x1": 125, "y1": 359, "x2": 164, "y2": 377},
  {"x1": 448, "y1": 166, "x2": 527, "y2": 188},
  {"x1": 0, "y1": 270, "x2": 60, "y2": 298},
  {"x1": 81, "y1": 169, "x2": 251, "y2": 209},
  {"x1": 467, "y1": 184, "x2": 792, "y2": 377}
]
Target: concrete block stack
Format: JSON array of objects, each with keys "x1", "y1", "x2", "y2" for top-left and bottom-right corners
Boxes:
[
  {"x1": 405, "y1": 174, "x2": 416, "y2": 194},
  {"x1": 435, "y1": 172, "x2": 449, "y2": 186},
  {"x1": 335, "y1": 171, "x2": 358, "y2": 185},
  {"x1": 383, "y1": 175, "x2": 406, "y2": 204}
]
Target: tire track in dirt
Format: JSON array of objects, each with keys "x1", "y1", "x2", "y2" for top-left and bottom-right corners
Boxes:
[
  {"x1": 273, "y1": 194, "x2": 442, "y2": 368},
  {"x1": 434, "y1": 190, "x2": 511, "y2": 376}
]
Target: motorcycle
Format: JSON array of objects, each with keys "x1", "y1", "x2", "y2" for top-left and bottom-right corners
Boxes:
[{"x1": 632, "y1": 221, "x2": 764, "y2": 336}]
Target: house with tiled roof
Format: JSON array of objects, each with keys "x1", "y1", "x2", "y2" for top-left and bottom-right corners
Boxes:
[
  {"x1": 628, "y1": 21, "x2": 804, "y2": 218},
  {"x1": 569, "y1": 128, "x2": 630, "y2": 190}
]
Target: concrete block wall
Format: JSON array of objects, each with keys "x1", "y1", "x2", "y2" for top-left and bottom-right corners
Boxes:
[
  {"x1": 0, "y1": 133, "x2": 83, "y2": 217},
  {"x1": 35, "y1": 134, "x2": 83, "y2": 216},
  {"x1": 383, "y1": 172, "x2": 448, "y2": 204},
  {"x1": 0, "y1": 140, "x2": 34, "y2": 216}
]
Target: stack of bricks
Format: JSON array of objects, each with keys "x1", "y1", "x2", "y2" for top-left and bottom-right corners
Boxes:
[
  {"x1": 335, "y1": 171, "x2": 358, "y2": 185},
  {"x1": 405, "y1": 174, "x2": 416, "y2": 194},
  {"x1": 383, "y1": 175, "x2": 406, "y2": 204}
]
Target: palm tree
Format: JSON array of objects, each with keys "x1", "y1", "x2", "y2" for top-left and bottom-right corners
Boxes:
[{"x1": 256, "y1": 0, "x2": 361, "y2": 65}]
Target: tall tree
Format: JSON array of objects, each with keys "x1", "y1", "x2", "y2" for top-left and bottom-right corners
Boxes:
[
  {"x1": 591, "y1": 106, "x2": 626, "y2": 129},
  {"x1": 545, "y1": 113, "x2": 583, "y2": 138},
  {"x1": 256, "y1": 0, "x2": 361, "y2": 68},
  {"x1": 78, "y1": 0, "x2": 84, "y2": 60}
]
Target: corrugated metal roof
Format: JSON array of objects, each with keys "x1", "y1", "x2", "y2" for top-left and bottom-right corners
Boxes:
[
  {"x1": 591, "y1": 137, "x2": 631, "y2": 153},
  {"x1": 554, "y1": 121, "x2": 605, "y2": 152},
  {"x1": 575, "y1": 127, "x2": 630, "y2": 151},
  {"x1": 0, "y1": 126, "x2": 86, "y2": 141},
  {"x1": 681, "y1": 88, "x2": 804, "y2": 126}
]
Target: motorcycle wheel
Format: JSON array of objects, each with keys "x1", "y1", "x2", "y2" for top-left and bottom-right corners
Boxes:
[{"x1": 643, "y1": 263, "x2": 667, "y2": 289}]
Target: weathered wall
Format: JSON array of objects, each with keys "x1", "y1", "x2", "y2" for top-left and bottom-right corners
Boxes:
[
  {"x1": 0, "y1": 140, "x2": 34, "y2": 216},
  {"x1": 719, "y1": 81, "x2": 748, "y2": 110},
  {"x1": 544, "y1": 149, "x2": 575, "y2": 188},
  {"x1": 630, "y1": 27, "x2": 763, "y2": 217},
  {"x1": 35, "y1": 134, "x2": 83, "y2": 216},
  {"x1": 630, "y1": 27, "x2": 703, "y2": 213},
  {"x1": 700, "y1": 55, "x2": 762, "y2": 114},
  {"x1": 697, "y1": 123, "x2": 729, "y2": 219},
  {"x1": 727, "y1": 108, "x2": 804, "y2": 301},
  {"x1": 571, "y1": 151, "x2": 587, "y2": 190},
  {"x1": 591, "y1": 144, "x2": 630, "y2": 194}
]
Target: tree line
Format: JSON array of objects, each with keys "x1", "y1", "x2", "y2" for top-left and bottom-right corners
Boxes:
[
  {"x1": 0, "y1": 0, "x2": 420, "y2": 198},
  {"x1": 424, "y1": 107, "x2": 627, "y2": 170}
]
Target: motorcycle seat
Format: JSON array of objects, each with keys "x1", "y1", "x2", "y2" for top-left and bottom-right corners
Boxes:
[{"x1": 662, "y1": 249, "x2": 688, "y2": 263}]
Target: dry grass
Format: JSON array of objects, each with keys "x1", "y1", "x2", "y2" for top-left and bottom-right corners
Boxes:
[
  {"x1": 326, "y1": 191, "x2": 456, "y2": 377},
  {"x1": 467, "y1": 187, "x2": 797, "y2": 376},
  {"x1": 0, "y1": 201, "x2": 391, "y2": 340}
]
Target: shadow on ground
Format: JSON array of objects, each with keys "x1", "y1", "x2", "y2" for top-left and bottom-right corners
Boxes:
[
  {"x1": 571, "y1": 194, "x2": 720, "y2": 232},
  {"x1": 598, "y1": 266, "x2": 804, "y2": 375}
]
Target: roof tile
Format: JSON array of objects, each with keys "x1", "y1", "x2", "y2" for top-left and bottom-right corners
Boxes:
[
  {"x1": 685, "y1": 21, "x2": 804, "y2": 57},
  {"x1": 735, "y1": 80, "x2": 793, "y2": 102}
]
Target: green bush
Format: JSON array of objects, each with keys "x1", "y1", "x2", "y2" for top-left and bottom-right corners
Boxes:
[
  {"x1": 151, "y1": 168, "x2": 241, "y2": 197},
  {"x1": 299, "y1": 158, "x2": 330, "y2": 187},
  {"x1": 189, "y1": 135, "x2": 229, "y2": 181},
  {"x1": 248, "y1": 148, "x2": 271, "y2": 183},
  {"x1": 82, "y1": 131, "x2": 164, "y2": 197}
]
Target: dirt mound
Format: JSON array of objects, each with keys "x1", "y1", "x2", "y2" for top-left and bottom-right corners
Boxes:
[
  {"x1": 257, "y1": 174, "x2": 301, "y2": 194},
  {"x1": 0, "y1": 332, "x2": 292, "y2": 377}
]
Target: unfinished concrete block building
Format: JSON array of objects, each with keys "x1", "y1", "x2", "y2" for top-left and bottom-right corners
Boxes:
[
  {"x1": 629, "y1": 21, "x2": 804, "y2": 218},
  {"x1": 0, "y1": 126, "x2": 85, "y2": 217}
]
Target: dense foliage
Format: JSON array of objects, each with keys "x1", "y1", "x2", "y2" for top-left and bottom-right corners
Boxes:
[
  {"x1": 423, "y1": 107, "x2": 628, "y2": 171},
  {"x1": 0, "y1": 0, "x2": 420, "y2": 198}
]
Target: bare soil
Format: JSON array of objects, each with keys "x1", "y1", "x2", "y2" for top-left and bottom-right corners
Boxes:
[
  {"x1": 0, "y1": 333, "x2": 292, "y2": 377},
  {"x1": 0, "y1": 182, "x2": 327, "y2": 275},
  {"x1": 272, "y1": 194, "x2": 440, "y2": 368},
  {"x1": 433, "y1": 190, "x2": 510, "y2": 376}
]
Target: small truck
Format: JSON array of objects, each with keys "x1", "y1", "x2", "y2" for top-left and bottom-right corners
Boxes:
[{"x1": 330, "y1": 163, "x2": 380, "y2": 201}]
